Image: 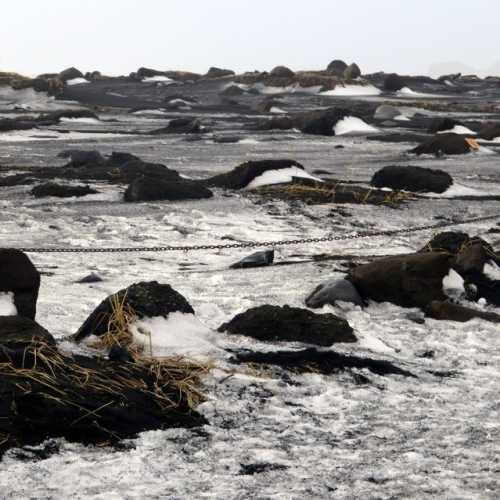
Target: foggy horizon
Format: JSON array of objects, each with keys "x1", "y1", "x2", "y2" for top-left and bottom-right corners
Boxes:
[{"x1": 2, "y1": 0, "x2": 500, "y2": 78}]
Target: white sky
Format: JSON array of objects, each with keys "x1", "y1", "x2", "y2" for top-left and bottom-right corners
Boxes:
[{"x1": 1, "y1": 0, "x2": 499, "y2": 77}]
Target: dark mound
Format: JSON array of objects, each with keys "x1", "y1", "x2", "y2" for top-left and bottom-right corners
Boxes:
[
  {"x1": 270, "y1": 66, "x2": 295, "y2": 78},
  {"x1": 124, "y1": 177, "x2": 213, "y2": 202},
  {"x1": 370, "y1": 165, "x2": 453, "y2": 193},
  {"x1": 218, "y1": 305, "x2": 356, "y2": 346},
  {"x1": 206, "y1": 67, "x2": 235, "y2": 78},
  {"x1": 31, "y1": 183, "x2": 98, "y2": 198},
  {"x1": 326, "y1": 60, "x2": 348, "y2": 77},
  {"x1": 411, "y1": 133, "x2": 473, "y2": 156},
  {"x1": 383, "y1": 73, "x2": 406, "y2": 91}
]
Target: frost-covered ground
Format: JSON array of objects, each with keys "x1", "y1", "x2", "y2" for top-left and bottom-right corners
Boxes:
[{"x1": 1, "y1": 94, "x2": 500, "y2": 499}]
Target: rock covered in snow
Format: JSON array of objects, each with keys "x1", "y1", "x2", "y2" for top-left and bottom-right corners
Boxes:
[
  {"x1": 305, "y1": 279, "x2": 364, "y2": 308},
  {"x1": 411, "y1": 133, "x2": 476, "y2": 156},
  {"x1": 75, "y1": 281, "x2": 195, "y2": 341},
  {"x1": 124, "y1": 176, "x2": 213, "y2": 202},
  {"x1": 204, "y1": 159, "x2": 305, "y2": 189},
  {"x1": 218, "y1": 305, "x2": 356, "y2": 346},
  {"x1": 59, "y1": 67, "x2": 84, "y2": 82},
  {"x1": 230, "y1": 250, "x2": 274, "y2": 269},
  {"x1": 370, "y1": 165, "x2": 453, "y2": 193},
  {"x1": 0, "y1": 250, "x2": 40, "y2": 320}
]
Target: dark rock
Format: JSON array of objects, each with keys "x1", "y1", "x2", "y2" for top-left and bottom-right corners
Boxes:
[
  {"x1": 108, "y1": 345, "x2": 135, "y2": 363},
  {"x1": 212, "y1": 135, "x2": 242, "y2": 144},
  {"x1": 31, "y1": 183, "x2": 98, "y2": 198},
  {"x1": 124, "y1": 176, "x2": 213, "y2": 202},
  {"x1": 252, "y1": 116, "x2": 295, "y2": 131},
  {"x1": 270, "y1": 66, "x2": 295, "y2": 78},
  {"x1": 76, "y1": 273, "x2": 103, "y2": 284},
  {"x1": 411, "y1": 133, "x2": 474, "y2": 156},
  {"x1": 305, "y1": 279, "x2": 364, "y2": 308},
  {"x1": 230, "y1": 250, "x2": 274, "y2": 269},
  {"x1": 218, "y1": 305, "x2": 356, "y2": 347},
  {"x1": 426, "y1": 301, "x2": 500, "y2": 323},
  {"x1": 59, "y1": 67, "x2": 84, "y2": 82},
  {"x1": 206, "y1": 67, "x2": 235, "y2": 78},
  {"x1": 383, "y1": 73, "x2": 406, "y2": 91},
  {"x1": 204, "y1": 159, "x2": 304, "y2": 190},
  {"x1": 107, "y1": 151, "x2": 142, "y2": 166},
  {"x1": 428, "y1": 118, "x2": 466, "y2": 134},
  {"x1": 370, "y1": 165, "x2": 453, "y2": 193},
  {"x1": 239, "y1": 463, "x2": 288, "y2": 475},
  {"x1": 57, "y1": 150, "x2": 105, "y2": 166},
  {"x1": 233, "y1": 348, "x2": 414, "y2": 377},
  {"x1": 115, "y1": 160, "x2": 181, "y2": 183},
  {"x1": 0, "y1": 118, "x2": 38, "y2": 132},
  {"x1": 300, "y1": 108, "x2": 351, "y2": 136},
  {"x1": 38, "y1": 109, "x2": 98, "y2": 125},
  {"x1": 349, "y1": 252, "x2": 453, "y2": 309},
  {"x1": 0, "y1": 316, "x2": 55, "y2": 350},
  {"x1": 344, "y1": 63, "x2": 361, "y2": 80},
  {"x1": 326, "y1": 60, "x2": 348, "y2": 77},
  {"x1": 221, "y1": 85, "x2": 246, "y2": 96},
  {"x1": 420, "y1": 231, "x2": 471, "y2": 254},
  {"x1": 136, "y1": 67, "x2": 167, "y2": 79},
  {"x1": 75, "y1": 281, "x2": 194, "y2": 341},
  {"x1": 255, "y1": 98, "x2": 283, "y2": 113},
  {"x1": 0, "y1": 250, "x2": 40, "y2": 320},
  {"x1": 150, "y1": 118, "x2": 202, "y2": 135},
  {"x1": 478, "y1": 122, "x2": 500, "y2": 141}
]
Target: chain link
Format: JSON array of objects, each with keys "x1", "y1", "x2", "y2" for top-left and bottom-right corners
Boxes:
[{"x1": 7, "y1": 213, "x2": 500, "y2": 254}]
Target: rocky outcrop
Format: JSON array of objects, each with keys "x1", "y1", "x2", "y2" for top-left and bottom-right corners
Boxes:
[
  {"x1": 326, "y1": 60, "x2": 348, "y2": 77},
  {"x1": 370, "y1": 165, "x2": 453, "y2": 193},
  {"x1": 124, "y1": 177, "x2": 213, "y2": 202},
  {"x1": 383, "y1": 73, "x2": 406, "y2": 91},
  {"x1": 59, "y1": 67, "x2": 84, "y2": 82},
  {"x1": 75, "y1": 281, "x2": 194, "y2": 341},
  {"x1": 206, "y1": 67, "x2": 235, "y2": 78},
  {"x1": 270, "y1": 66, "x2": 295, "y2": 78},
  {"x1": 0, "y1": 250, "x2": 40, "y2": 320},
  {"x1": 150, "y1": 118, "x2": 202, "y2": 135},
  {"x1": 218, "y1": 305, "x2": 356, "y2": 346}
]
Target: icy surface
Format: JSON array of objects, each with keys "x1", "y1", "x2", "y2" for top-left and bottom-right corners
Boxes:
[
  {"x1": 334, "y1": 116, "x2": 379, "y2": 135},
  {"x1": 0, "y1": 92, "x2": 500, "y2": 499},
  {"x1": 245, "y1": 166, "x2": 321, "y2": 189},
  {"x1": 0, "y1": 292, "x2": 17, "y2": 316}
]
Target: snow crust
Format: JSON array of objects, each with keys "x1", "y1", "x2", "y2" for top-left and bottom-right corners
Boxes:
[
  {"x1": 334, "y1": 116, "x2": 379, "y2": 135},
  {"x1": 66, "y1": 78, "x2": 90, "y2": 86},
  {"x1": 142, "y1": 76, "x2": 174, "y2": 83},
  {"x1": 245, "y1": 167, "x2": 322, "y2": 189},
  {"x1": 320, "y1": 84, "x2": 381, "y2": 96}
]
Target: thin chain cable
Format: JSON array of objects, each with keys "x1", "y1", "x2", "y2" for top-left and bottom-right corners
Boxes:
[{"x1": 5, "y1": 213, "x2": 500, "y2": 254}]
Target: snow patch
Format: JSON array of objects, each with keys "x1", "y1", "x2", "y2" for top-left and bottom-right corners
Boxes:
[
  {"x1": 0, "y1": 292, "x2": 17, "y2": 316},
  {"x1": 397, "y1": 87, "x2": 443, "y2": 98},
  {"x1": 66, "y1": 78, "x2": 90, "y2": 86},
  {"x1": 437, "y1": 125, "x2": 476, "y2": 135},
  {"x1": 142, "y1": 76, "x2": 174, "y2": 83},
  {"x1": 245, "y1": 167, "x2": 322, "y2": 189},
  {"x1": 60, "y1": 117, "x2": 101, "y2": 124},
  {"x1": 443, "y1": 269, "x2": 465, "y2": 298},
  {"x1": 394, "y1": 114, "x2": 411, "y2": 121},
  {"x1": 320, "y1": 84, "x2": 381, "y2": 96},
  {"x1": 334, "y1": 116, "x2": 379, "y2": 136},
  {"x1": 270, "y1": 106, "x2": 287, "y2": 114},
  {"x1": 129, "y1": 312, "x2": 219, "y2": 360},
  {"x1": 483, "y1": 261, "x2": 500, "y2": 280}
]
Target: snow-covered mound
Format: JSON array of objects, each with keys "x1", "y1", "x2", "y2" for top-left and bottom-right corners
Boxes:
[
  {"x1": 437, "y1": 125, "x2": 476, "y2": 135},
  {"x1": 334, "y1": 116, "x2": 379, "y2": 135},
  {"x1": 142, "y1": 75, "x2": 174, "y2": 83},
  {"x1": 60, "y1": 117, "x2": 101, "y2": 124},
  {"x1": 396, "y1": 87, "x2": 444, "y2": 98},
  {"x1": 129, "y1": 312, "x2": 219, "y2": 360},
  {"x1": 245, "y1": 166, "x2": 322, "y2": 189}
]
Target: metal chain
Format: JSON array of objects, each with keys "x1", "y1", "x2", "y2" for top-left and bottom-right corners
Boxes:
[{"x1": 7, "y1": 213, "x2": 500, "y2": 254}]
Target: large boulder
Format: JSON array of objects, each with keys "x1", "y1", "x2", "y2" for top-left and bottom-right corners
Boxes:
[
  {"x1": 300, "y1": 108, "x2": 351, "y2": 136},
  {"x1": 349, "y1": 252, "x2": 453, "y2": 309},
  {"x1": 59, "y1": 67, "x2": 84, "y2": 82},
  {"x1": 383, "y1": 73, "x2": 406, "y2": 92},
  {"x1": 270, "y1": 66, "x2": 295, "y2": 78},
  {"x1": 150, "y1": 118, "x2": 202, "y2": 135},
  {"x1": 305, "y1": 279, "x2": 364, "y2": 308},
  {"x1": 206, "y1": 67, "x2": 235, "y2": 78},
  {"x1": 426, "y1": 301, "x2": 500, "y2": 323},
  {"x1": 204, "y1": 159, "x2": 304, "y2": 190},
  {"x1": 370, "y1": 165, "x2": 453, "y2": 193},
  {"x1": 218, "y1": 305, "x2": 356, "y2": 346},
  {"x1": 57, "y1": 150, "x2": 105, "y2": 167},
  {"x1": 326, "y1": 60, "x2": 348, "y2": 77},
  {"x1": 420, "y1": 231, "x2": 472, "y2": 254},
  {"x1": 344, "y1": 63, "x2": 361, "y2": 80},
  {"x1": 124, "y1": 177, "x2": 213, "y2": 202},
  {"x1": 0, "y1": 250, "x2": 40, "y2": 320},
  {"x1": 230, "y1": 250, "x2": 274, "y2": 269},
  {"x1": 75, "y1": 281, "x2": 194, "y2": 341},
  {"x1": 0, "y1": 316, "x2": 55, "y2": 350},
  {"x1": 31, "y1": 183, "x2": 98, "y2": 198},
  {"x1": 411, "y1": 133, "x2": 475, "y2": 156},
  {"x1": 428, "y1": 118, "x2": 466, "y2": 134},
  {"x1": 478, "y1": 122, "x2": 500, "y2": 141}
]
